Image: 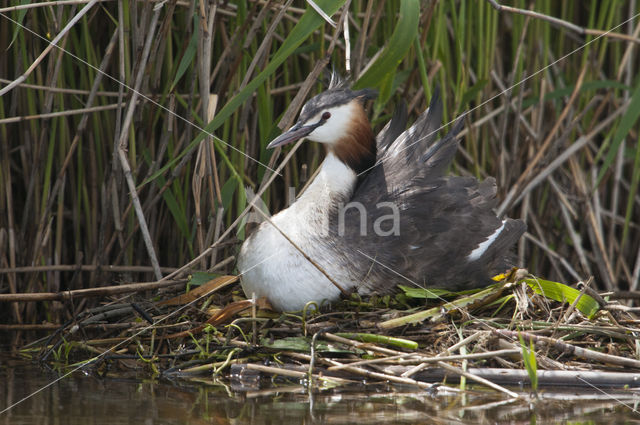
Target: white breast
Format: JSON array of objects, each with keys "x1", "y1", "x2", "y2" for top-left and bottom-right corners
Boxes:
[{"x1": 237, "y1": 153, "x2": 359, "y2": 311}]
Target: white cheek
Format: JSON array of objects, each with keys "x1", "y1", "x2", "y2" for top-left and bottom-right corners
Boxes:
[{"x1": 306, "y1": 103, "x2": 354, "y2": 144}]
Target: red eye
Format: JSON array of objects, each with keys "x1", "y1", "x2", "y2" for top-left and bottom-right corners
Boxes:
[{"x1": 322, "y1": 111, "x2": 331, "y2": 120}]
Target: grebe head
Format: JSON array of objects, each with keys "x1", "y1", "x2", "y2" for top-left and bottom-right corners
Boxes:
[{"x1": 267, "y1": 81, "x2": 378, "y2": 173}]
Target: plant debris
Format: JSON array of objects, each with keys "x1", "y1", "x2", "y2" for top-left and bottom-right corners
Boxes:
[{"x1": 14, "y1": 269, "x2": 640, "y2": 399}]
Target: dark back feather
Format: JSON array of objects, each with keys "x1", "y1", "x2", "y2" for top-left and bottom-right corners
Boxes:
[{"x1": 329, "y1": 92, "x2": 526, "y2": 292}]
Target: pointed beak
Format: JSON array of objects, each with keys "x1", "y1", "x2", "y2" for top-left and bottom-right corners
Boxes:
[{"x1": 266, "y1": 122, "x2": 318, "y2": 149}]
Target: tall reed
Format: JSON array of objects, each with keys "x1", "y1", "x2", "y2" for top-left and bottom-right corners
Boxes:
[{"x1": 1, "y1": 0, "x2": 638, "y2": 324}]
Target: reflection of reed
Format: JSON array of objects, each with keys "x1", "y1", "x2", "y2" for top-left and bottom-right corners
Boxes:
[{"x1": 1, "y1": 355, "x2": 636, "y2": 423}]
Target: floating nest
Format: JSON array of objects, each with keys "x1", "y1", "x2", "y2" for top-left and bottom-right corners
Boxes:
[{"x1": 16, "y1": 269, "x2": 640, "y2": 399}]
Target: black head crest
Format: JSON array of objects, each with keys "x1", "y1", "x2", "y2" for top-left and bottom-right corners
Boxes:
[
  {"x1": 328, "y1": 70, "x2": 349, "y2": 90},
  {"x1": 297, "y1": 72, "x2": 377, "y2": 123}
]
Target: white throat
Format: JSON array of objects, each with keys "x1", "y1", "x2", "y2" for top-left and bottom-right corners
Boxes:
[{"x1": 297, "y1": 151, "x2": 357, "y2": 205}]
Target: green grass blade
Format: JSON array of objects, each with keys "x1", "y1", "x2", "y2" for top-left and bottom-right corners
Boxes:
[
  {"x1": 335, "y1": 333, "x2": 418, "y2": 350},
  {"x1": 354, "y1": 0, "x2": 420, "y2": 90},
  {"x1": 595, "y1": 80, "x2": 640, "y2": 187},
  {"x1": 521, "y1": 79, "x2": 630, "y2": 110},
  {"x1": 190, "y1": 271, "x2": 222, "y2": 286},
  {"x1": 220, "y1": 178, "x2": 239, "y2": 213},
  {"x1": 10, "y1": 1, "x2": 31, "y2": 47},
  {"x1": 380, "y1": 283, "x2": 508, "y2": 329},
  {"x1": 143, "y1": 0, "x2": 346, "y2": 186},
  {"x1": 171, "y1": 28, "x2": 198, "y2": 91},
  {"x1": 398, "y1": 285, "x2": 456, "y2": 299},
  {"x1": 524, "y1": 277, "x2": 600, "y2": 317},
  {"x1": 518, "y1": 332, "x2": 538, "y2": 392},
  {"x1": 622, "y1": 130, "x2": 640, "y2": 249}
]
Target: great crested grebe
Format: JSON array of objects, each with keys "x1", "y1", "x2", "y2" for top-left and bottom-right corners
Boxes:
[{"x1": 238, "y1": 78, "x2": 526, "y2": 312}]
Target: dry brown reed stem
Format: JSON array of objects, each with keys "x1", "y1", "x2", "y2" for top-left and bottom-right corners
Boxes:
[
  {"x1": 550, "y1": 177, "x2": 592, "y2": 277},
  {"x1": 322, "y1": 332, "x2": 399, "y2": 355},
  {"x1": 513, "y1": 104, "x2": 617, "y2": 206},
  {"x1": 115, "y1": 5, "x2": 163, "y2": 280},
  {"x1": 496, "y1": 329, "x2": 640, "y2": 369},
  {"x1": 0, "y1": 102, "x2": 127, "y2": 124},
  {"x1": 194, "y1": 0, "x2": 218, "y2": 268},
  {"x1": 159, "y1": 5, "x2": 348, "y2": 283},
  {"x1": 286, "y1": 351, "x2": 443, "y2": 392},
  {"x1": 569, "y1": 156, "x2": 616, "y2": 290},
  {"x1": 0, "y1": 322, "x2": 137, "y2": 331},
  {"x1": 487, "y1": 0, "x2": 640, "y2": 44},
  {"x1": 352, "y1": 0, "x2": 373, "y2": 76},
  {"x1": 242, "y1": 363, "x2": 353, "y2": 384},
  {"x1": 0, "y1": 278, "x2": 187, "y2": 302},
  {"x1": 0, "y1": 78, "x2": 201, "y2": 97},
  {"x1": 495, "y1": 12, "x2": 533, "y2": 182},
  {"x1": 0, "y1": 264, "x2": 179, "y2": 274},
  {"x1": 328, "y1": 349, "x2": 523, "y2": 371},
  {"x1": 28, "y1": 30, "x2": 119, "y2": 280},
  {"x1": 401, "y1": 331, "x2": 487, "y2": 378},
  {"x1": 239, "y1": 0, "x2": 292, "y2": 90},
  {"x1": 326, "y1": 353, "x2": 422, "y2": 370},
  {"x1": 489, "y1": 72, "x2": 538, "y2": 141},
  {"x1": 0, "y1": 0, "x2": 98, "y2": 96},
  {"x1": 321, "y1": 333, "x2": 519, "y2": 398},
  {"x1": 435, "y1": 361, "x2": 520, "y2": 398},
  {"x1": 498, "y1": 64, "x2": 587, "y2": 216},
  {"x1": 193, "y1": 107, "x2": 221, "y2": 267},
  {"x1": 386, "y1": 366, "x2": 640, "y2": 389},
  {"x1": 0, "y1": 1, "x2": 108, "y2": 13},
  {"x1": 560, "y1": 277, "x2": 593, "y2": 324}
]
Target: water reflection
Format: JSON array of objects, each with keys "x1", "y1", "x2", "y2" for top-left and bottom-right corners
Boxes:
[{"x1": 1, "y1": 358, "x2": 638, "y2": 424}]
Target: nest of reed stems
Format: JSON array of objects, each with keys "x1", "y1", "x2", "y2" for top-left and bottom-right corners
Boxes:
[
  {"x1": 2, "y1": 0, "x2": 640, "y2": 402},
  {"x1": 14, "y1": 269, "x2": 640, "y2": 398}
]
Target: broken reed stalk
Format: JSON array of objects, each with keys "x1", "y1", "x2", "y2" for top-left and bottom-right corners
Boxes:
[
  {"x1": 0, "y1": 0, "x2": 99, "y2": 96},
  {"x1": 498, "y1": 64, "x2": 587, "y2": 215},
  {"x1": 115, "y1": 6, "x2": 163, "y2": 280},
  {"x1": 285, "y1": 351, "x2": 444, "y2": 392},
  {"x1": 0, "y1": 279, "x2": 187, "y2": 302},
  {"x1": 496, "y1": 330, "x2": 640, "y2": 369},
  {"x1": 486, "y1": 0, "x2": 640, "y2": 44},
  {"x1": 158, "y1": 4, "x2": 349, "y2": 286},
  {"x1": 385, "y1": 366, "x2": 640, "y2": 388},
  {"x1": 0, "y1": 264, "x2": 178, "y2": 274},
  {"x1": 436, "y1": 361, "x2": 519, "y2": 399},
  {"x1": 320, "y1": 332, "x2": 519, "y2": 398},
  {"x1": 3, "y1": 4, "x2": 640, "y2": 399},
  {"x1": 14, "y1": 273, "x2": 640, "y2": 397},
  {"x1": 327, "y1": 349, "x2": 522, "y2": 371}
]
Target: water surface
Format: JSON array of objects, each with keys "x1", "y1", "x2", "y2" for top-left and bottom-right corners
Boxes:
[{"x1": 1, "y1": 356, "x2": 638, "y2": 424}]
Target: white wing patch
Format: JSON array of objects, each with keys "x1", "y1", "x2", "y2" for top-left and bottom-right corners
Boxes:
[{"x1": 467, "y1": 221, "x2": 505, "y2": 261}]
